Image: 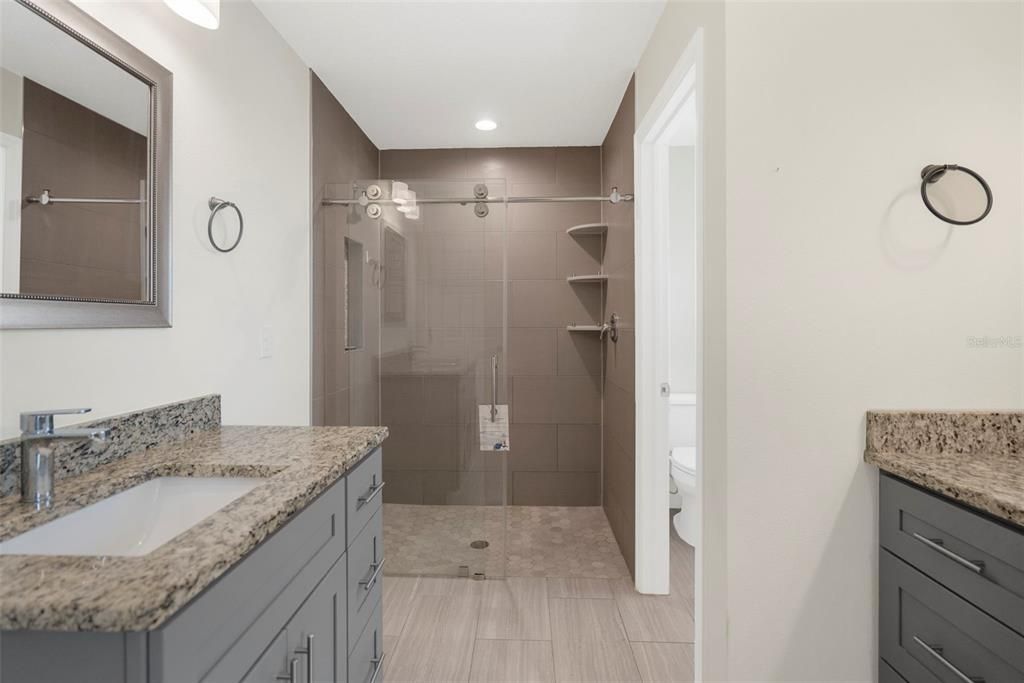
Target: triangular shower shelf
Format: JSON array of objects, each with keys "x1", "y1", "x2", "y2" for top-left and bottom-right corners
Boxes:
[
  {"x1": 566, "y1": 324, "x2": 604, "y2": 333},
  {"x1": 566, "y1": 223, "x2": 608, "y2": 237},
  {"x1": 566, "y1": 274, "x2": 609, "y2": 284}
]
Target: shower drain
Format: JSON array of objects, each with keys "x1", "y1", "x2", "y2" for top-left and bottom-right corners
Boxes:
[{"x1": 470, "y1": 540, "x2": 490, "y2": 550}]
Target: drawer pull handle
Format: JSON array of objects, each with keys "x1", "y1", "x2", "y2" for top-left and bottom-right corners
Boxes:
[
  {"x1": 357, "y1": 480, "x2": 386, "y2": 509},
  {"x1": 913, "y1": 636, "x2": 985, "y2": 683},
  {"x1": 912, "y1": 533, "x2": 985, "y2": 574},
  {"x1": 295, "y1": 634, "x2": 314, "y2": 683},
  {"x1": 368, "y1": 653, "x2": 386, "y2": 683},
  {"x1": 360, "y1": 558, "x2": 386, "y2": 591},
  {"x1": 276, "y1": 657, "x2": 300, "y2": 683}
]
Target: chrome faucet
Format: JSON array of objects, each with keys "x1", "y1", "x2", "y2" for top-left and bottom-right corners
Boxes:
[{"x1": 20, "y1": 408, "x2": 110, "y2": 510}]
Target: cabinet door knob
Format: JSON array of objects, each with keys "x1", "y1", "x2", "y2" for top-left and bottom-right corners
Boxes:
[{"x1": 295, "y1": 634, "x2": 314, "y2": 683}]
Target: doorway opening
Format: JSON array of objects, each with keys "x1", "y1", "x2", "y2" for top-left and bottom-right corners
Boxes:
[{"x1": 635, "y1": 27, "x2": 718, "y2": 680}]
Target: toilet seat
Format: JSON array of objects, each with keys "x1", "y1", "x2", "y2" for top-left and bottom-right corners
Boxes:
[{"x1": 670, "y1": 447, "x2": 696, "y2": 475}]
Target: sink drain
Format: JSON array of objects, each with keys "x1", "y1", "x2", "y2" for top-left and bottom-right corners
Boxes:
[{"x1": 470, "y1": 540, "x2": 490, "y2": 550}]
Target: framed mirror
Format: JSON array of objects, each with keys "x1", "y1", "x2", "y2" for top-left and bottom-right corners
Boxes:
[{"x1": 0, "y1": 0, "x2": 172, "y2": 329}]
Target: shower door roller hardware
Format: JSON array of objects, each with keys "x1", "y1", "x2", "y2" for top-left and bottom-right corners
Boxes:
[
  {"x1": 366, "y1": 203, "x2": 382, "y2": 219},
  {"x1": 365, "y1": 184, "x2": 383, "y2": 200},
  {"x1": 474, "y1": 183, "x2": 489, "y2": 199},
  {"x1": 660, "y1": 383, "x2": 671, "y2": 397},
  {"x1": 475, "y1": 202, "x2": 489, "y2": 218}
]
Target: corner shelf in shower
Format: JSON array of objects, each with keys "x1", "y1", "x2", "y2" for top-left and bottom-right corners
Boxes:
[
  {"x1": 566, "y1": 223, "x2": 608, "y2": 237},
  {"x1": 566, "y1": 274, "x2": 608, "y2": 284},
  {"x1": 566, "y1": 324, "x2": 604, "y2": 333}
]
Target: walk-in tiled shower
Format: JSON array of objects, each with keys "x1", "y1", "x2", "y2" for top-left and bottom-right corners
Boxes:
[{"x1": 312, "y1": 82, "x2": 630, "y2": 579}]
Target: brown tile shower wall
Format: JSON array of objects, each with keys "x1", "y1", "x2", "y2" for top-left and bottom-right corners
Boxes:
[
  {"x1": 310, "y1": 73, "x2": 380, "y2": 426},
  {"x1": 601, "y1": 78, "x2": 637, "y2": 574},
  {"x1": 379, "y1": 148, "x2": 604, "y2": 506},
  {"x1": 19, "y1": 79, "x2": 146, "y2": 300}
]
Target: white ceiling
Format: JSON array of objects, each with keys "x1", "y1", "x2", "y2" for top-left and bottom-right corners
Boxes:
[{"x1": 254, "y1": 1, "x2": 665, "y2": 149}]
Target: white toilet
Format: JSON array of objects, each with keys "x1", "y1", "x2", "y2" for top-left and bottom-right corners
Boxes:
[
  {"x1": 668, "y1": 394, "x2": 697, "y2": 546},
  {"x1": 670, "y1": 446, "x2": 697, "y2": 545}
]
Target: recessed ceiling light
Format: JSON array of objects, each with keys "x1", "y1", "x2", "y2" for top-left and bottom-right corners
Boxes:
[{"x1": 475, "y1": 119, "x2": 498, "y2": 132}]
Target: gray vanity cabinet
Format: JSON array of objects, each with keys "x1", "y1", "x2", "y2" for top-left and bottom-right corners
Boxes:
[
  {"x1": 879, "y1": 474, "x2": 1024, "y2": 682},
  {"x1": 0, "y1": 447, "x2": 385, "y2": 683}
]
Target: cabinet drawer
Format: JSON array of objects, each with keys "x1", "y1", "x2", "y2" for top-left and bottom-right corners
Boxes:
[
  {"x1": 880, "y1": 474, "x2": 1024, "y2": 636},
  {"x1": 347, "y1": 508, "x2": 383, "y2": 653},
  {"x1": 880, "y1": 550, "x2": 1024, "y2": 682},
  {"x1": 348, "y1": 600, "x2": 384, "y2": 683},
  {"x1": 346, "y1": 448, "x2": 383, "y2": 544}
]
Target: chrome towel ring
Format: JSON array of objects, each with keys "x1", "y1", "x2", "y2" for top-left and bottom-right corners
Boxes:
[
  {"x1": 207, "y1": 196, "x2": 244, "y2": 253},
  {"x1": 920, "y1": 164, "x2": 993, "y2": 226}
]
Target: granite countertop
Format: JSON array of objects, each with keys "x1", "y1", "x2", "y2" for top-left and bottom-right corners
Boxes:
[
  {"x1": 865, "y1": 411, "x2": 1024, "y2": 528},
  {"x1": 0, "y1": 425, "x2": 387, "y2": 632}
]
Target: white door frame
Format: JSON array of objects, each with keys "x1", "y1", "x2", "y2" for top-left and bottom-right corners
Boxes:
[{"x1": 634, "y1": 27, "x2": 714, "y2": 677}]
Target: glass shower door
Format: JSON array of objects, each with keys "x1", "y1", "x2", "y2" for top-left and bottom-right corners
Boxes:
[{"x1": 356, "y1": 178, "x2": 508, "y2": 579}]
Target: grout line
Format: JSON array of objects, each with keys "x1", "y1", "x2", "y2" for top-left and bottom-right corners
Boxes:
[
  {"x1": 610, "y1": 591, "x2": 645, "y2": 683},
  {"x1": 464, "y1": 576, "x2": 485, "y2": 683}
]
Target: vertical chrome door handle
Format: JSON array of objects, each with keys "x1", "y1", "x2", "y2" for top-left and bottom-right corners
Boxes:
[
  {"x1": 912, "y1": 637, "x2": 985, "y2": 683},
  {"x1": 491, "y1": 355, "x2": 498, "y2": 422},
  {"x1": 360, "y1": 558, "x2": 386, "y2": 592},
  {"x1": 276, "y1": 657, "x2": 299, "y2": 683},
  {"x1": 369, "y1": 631, "x2": 386, "y2": 683},
  {"x1": 911, "y1": 533, "x2": 985, "y2": 574},
  {"x1": 295, "y1": 634, "x2": 314, "y2": 683}
]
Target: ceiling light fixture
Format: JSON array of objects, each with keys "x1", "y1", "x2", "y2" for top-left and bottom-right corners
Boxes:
[
  {"x1": 163, "y1": 0, "x2": 220, "y2": 29},
  {"x1": 475, "y1": 119, "x2": 498, "y2": 132}
]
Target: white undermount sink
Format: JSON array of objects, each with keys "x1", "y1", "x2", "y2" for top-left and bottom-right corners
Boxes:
[{"x1": 0, "y1": 476, "x2": 266, "y2": 557}]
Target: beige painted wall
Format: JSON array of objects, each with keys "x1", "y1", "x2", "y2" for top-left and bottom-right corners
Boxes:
[
  {"x1": 0, "y1": 0, "x2": 312, "y2": 437},
  {"x1": 725, "y1": 3, "x2": 1022, "y2": 679},
  {"x1": 0, "y1": 68, "x2": 22, "y2": 138},
  {"x1": 638, "y1": 1, "x2": 1023, "y2": 679}
]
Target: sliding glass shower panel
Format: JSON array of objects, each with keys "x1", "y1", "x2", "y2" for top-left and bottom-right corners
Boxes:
[{"x1": 351, "y1": 178, "x2": 508, "y2": 578}]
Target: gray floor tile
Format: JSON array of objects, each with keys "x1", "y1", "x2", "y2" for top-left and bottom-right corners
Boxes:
[
  {"x1": 630, "y1": 642, "x2": 694, "y2": 682},
  {"x1": 469, "y1": 640, "x2": 556, "y2": 682},
  {"x1": 548, "y1": 598, "x2": 626, "y2": 642},
  {"x1": 552, "y1": 641, "x2": 641, "y2": 682},
  {"x1": 477, "y1": 577, "x2": 551, "y2": 640},
  {"x1": 611, "y1": 579, "x2": 694, "y2": 643},
  {"x1": 546, "y1": 577, "x2": 613, "y2": 599}
]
